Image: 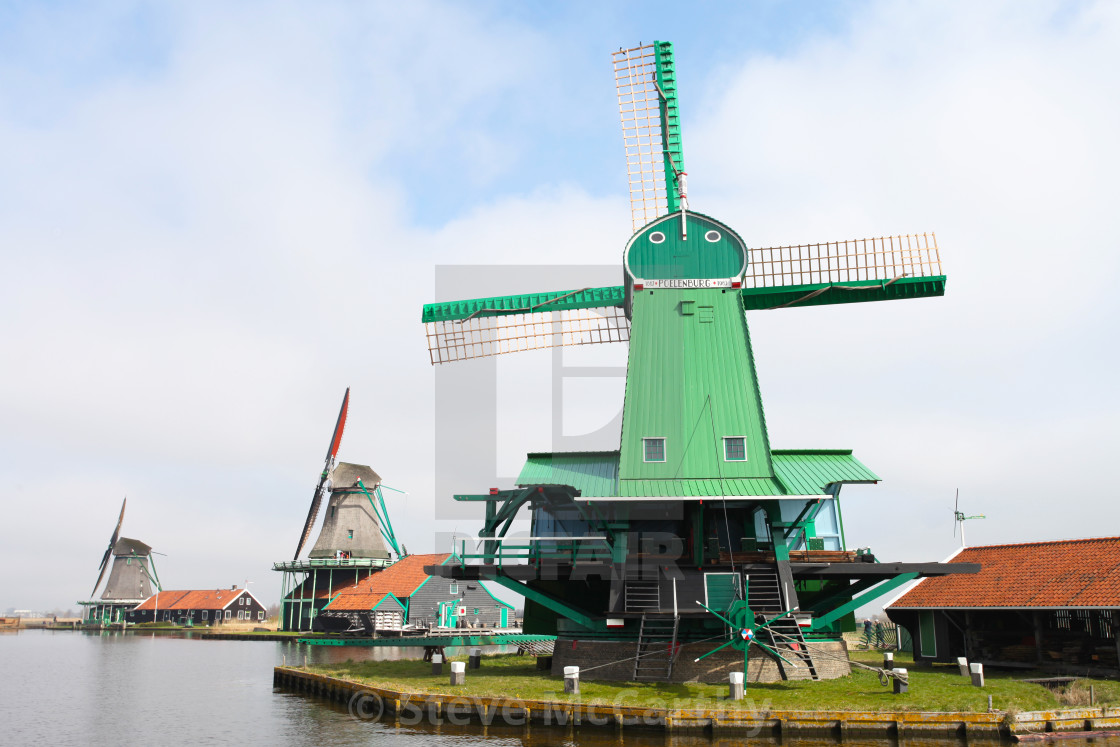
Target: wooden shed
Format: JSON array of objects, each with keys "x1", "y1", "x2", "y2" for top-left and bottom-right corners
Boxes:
[
  {"x1": 317, "y1": 553, "x2": 513, "y2": 634},
  {"x1": 887, "y1": 537, "x2": 1120, "y2": 676}
]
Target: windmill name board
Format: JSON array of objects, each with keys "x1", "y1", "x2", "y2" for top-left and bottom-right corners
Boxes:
[{"x1": 637, "y1": 278, "x2": 738, "y2": 289}]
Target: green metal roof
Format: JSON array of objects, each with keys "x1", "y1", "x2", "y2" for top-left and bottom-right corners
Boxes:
[
  {"x1": 617, "y1": 477, "x2": 786, "y2": 497},
  {"x1": 517, "y1": 452, "x2": 619, "y2": 497},
  {"x1": 518, "y1": 449, "x2": 876, "y2": 498},
  {"x1": 771, "y1": 450, "x2": 880, "y2": 494},
  {"x1": 422, "y1": 286, "x2": 625, "y2": 324}
]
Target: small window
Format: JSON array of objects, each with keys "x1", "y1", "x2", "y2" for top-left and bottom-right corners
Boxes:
[
  {"x1": 649, "y1": 231, "x2": 666, "y2": 244},
  {"x1": 258, "y1": 611, "x2": 265, "y2": 621},
  {"x1": 643, "y1": 437, "x2": 666, "y2": 462},
  {"x1": 724, "y1": 437, "x2": 747, "y2": 462},
  {"x1": 224, "y1": 609, "x2": 231, "y2": 620},
  {"x1": 449, "y1": 583, "x2": 459, "y2": 594},
  {"x1": 473, "y1": 608, "x2": 480, "y2": 615},
  {"x1": 704, "y1": 230, "x2": 721, "y2": 242},
  {"x1": 347, "y1": 529, "x2": 354, "y2": 540},
  {"x1": 698, "y1": 306, "x2": 714, "y2": 323},
  {"x1": 202, "y1": 610, "x2": 208, "y2": 620}
]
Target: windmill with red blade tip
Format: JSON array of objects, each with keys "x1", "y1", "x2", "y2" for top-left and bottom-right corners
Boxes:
[{"x1": 293, "y1": 387, "x2": 350, "y2": 560}]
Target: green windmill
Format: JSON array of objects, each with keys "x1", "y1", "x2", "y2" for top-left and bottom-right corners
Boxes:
[{"x1": 421, "y1": 42, "x2": 968, "y2": 685}]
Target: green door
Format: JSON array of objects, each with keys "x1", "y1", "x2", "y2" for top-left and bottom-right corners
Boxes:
[
  {"x1": 919, "y1": 611, "x2": 937, "y2": 658},
  {"x1": 500, "y1": 607, "x2": 508, "y2": 628},
  {"x1": 704, "y1": 572, "x2": 742, "y2": 614}
]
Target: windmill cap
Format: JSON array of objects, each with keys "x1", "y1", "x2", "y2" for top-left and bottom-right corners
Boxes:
[
  {"x1": 112, "y1": 538, "x2": 152, "y2": 556},
  {"x1": 329, "y1": 463, "x2": 381, "y2": 489}
]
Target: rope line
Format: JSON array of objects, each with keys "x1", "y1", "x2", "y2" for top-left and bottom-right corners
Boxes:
[
  {"x1": 765, "y1": 273, "x2": 910, "y2": 311},
  {"x1": 457, "y1": 288, "x2": 593, "y2": 323}
]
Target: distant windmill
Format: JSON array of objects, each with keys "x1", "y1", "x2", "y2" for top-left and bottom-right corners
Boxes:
[
  {"x1": 81, "y1": 497, "x2": 162, "y2": 625},
  {"x1": 953, "y1": 489, "x2": 986, "y2": 547}
]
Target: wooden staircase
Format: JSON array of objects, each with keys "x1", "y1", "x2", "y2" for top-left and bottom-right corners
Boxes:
[
  {"x1": 748, "y1": 567, "x2": 819, "y2": 681},
  {"x1": 624, "y1": 579, "x2": 660, "y2": 613},
  {"x1": 633, "y1": 614, "x2": 678, "y2": 681}
]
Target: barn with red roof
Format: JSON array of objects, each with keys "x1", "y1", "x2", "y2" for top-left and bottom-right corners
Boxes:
[
  {"x1": 886, "y1": 537, "x2": 1120, "y2": 675},
  {"x1": 128, "y1": 586, "x2": 266, "y2": 626},
  {"x1": 316, "y1": 553, "x2": 514, "y2": 634}
]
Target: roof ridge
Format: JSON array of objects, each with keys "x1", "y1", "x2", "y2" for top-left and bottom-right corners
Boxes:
[{"x1": 958, "y1": 536, "x2": 1120, "y2": 552}]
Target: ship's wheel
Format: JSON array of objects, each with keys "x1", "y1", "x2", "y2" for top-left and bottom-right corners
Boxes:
[{"x1": 694, "y1": 599, "x2": 795, "y2": 675}]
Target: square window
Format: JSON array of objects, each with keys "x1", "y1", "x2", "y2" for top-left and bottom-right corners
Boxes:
[
  {"x1": 698, "y1": 306, "x2": 714, "y2": 323},
  {"x1": 643, "y1": 438, "x2": 666, "y2": 462},
  {"x1": 724, "y1": 437, "x2": 747, "y2": 461}
]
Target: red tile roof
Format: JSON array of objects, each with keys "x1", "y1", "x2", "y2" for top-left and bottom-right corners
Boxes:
[
  {"x1": 324, "y1": 553, "x2": 450, "y2": 612},
  {"x1": 889, "y1": 537, "x2": 1120, "y2": 609},
  {"x1": 135, "y1": 589, "x2": 254, "y2": 611}
]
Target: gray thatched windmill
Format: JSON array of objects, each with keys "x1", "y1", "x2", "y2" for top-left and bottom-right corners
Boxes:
[{"x1": 78, "y1": 498, "x2": 162, "y2": 625}]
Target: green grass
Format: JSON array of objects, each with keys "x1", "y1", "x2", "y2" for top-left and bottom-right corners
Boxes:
[{"x1": 306, "y1": 651, "x2": 1120, "y2": 714}]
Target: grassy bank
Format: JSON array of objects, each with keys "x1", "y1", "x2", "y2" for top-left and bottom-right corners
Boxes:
[{"x1": 305, "y1": 650, "x2": 1120, "y2": 713}]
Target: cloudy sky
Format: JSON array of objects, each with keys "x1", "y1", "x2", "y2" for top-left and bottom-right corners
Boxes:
[{"x1": 1, "y1": 1, "x2": 1117, "y2": 612}]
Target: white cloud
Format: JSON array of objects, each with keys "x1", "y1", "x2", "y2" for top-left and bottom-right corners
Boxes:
[{"x1": 1, "y1": 1, "x2": 1117, "y2": 611}]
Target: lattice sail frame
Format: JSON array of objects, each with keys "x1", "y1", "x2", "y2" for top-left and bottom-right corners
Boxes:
[
  {"x1": 614, "y1": 43, "x2": 673, "y2": 231},
  {"x1": 746, "y1": 233, "x2": 942, "y2": 288},
  {"x1": 425, "y1": 307, "x2": 630, "y2": 365},
  {"x1": 422, "y1": 233, "x2": 942, "y2": 363}
]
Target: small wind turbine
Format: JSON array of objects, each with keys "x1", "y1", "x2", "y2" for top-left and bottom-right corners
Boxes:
[{"x1": 953, "y1": 489, "x2": 985, "y2": 548}]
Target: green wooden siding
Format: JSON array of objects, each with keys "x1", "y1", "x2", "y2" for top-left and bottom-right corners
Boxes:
[
  {"x1": 625, "y1": 213, "x2": 747, "y2": 281},
  {"x1": 618, "y1": 288, "x2": 775, "y2": 483}
]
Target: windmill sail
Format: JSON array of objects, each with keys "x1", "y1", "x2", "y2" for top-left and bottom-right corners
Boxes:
[
  {"x1": 613, "y1": 41, "x2": 684, "y2": 231},
  {"x1": 423, "y1": 286, "x2": 629, "y2": 364},
  {"x1": 91, "y1": 498, "x2": 126, "y2": 598},
  {"x1": 742, "y1": 233, "x2": 944, "y2": 310},
  {"x1": 293, "y1": 387, "x2": 349, "y2": 560}
]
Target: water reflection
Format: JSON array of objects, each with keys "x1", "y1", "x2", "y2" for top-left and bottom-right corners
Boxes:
[{"x1": 3, "y1": 630, "x2": 1119, "y2": 746}]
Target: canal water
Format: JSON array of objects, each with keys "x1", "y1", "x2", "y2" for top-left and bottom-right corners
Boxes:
[{"x1": 2, "y1": 629, "x2": 1116, "y2": 746}]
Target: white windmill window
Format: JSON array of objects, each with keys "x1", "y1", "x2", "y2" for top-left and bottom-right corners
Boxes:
[
  {"x1": 649, "y1": 231, "x2": 666, "y2": 244},
  {"x1": 724, "y1": 437, "x2": 747, "y2": 461},
  {"x1": 450, "y1": 583, "x2": 459, "y2": 594},
  {"x1": 704, "y1": 230, "x2": 721, "y2": 242},
  {"x1": 643, "y1": 437, "x2": 666, "y2": 462}
]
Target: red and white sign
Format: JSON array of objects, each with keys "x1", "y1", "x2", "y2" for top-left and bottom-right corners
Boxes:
[{"x1": 639, "y1": 278, "x2": 735, "y2": 289}]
